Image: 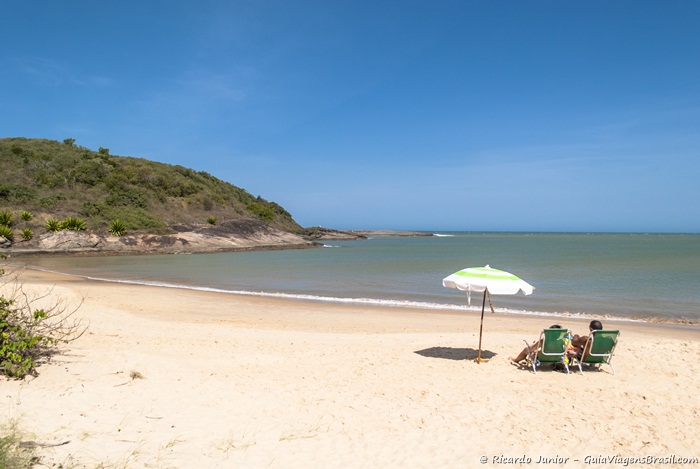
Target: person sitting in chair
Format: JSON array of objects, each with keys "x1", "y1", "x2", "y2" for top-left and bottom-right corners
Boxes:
[
  {"x1": 568, "y1": 320, "x2": 604, "y2": 358},
  {"x1": 509, "y1": 324, "x2": 563, "y2": 364}
]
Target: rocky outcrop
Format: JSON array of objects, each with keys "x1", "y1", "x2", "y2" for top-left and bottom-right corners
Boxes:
[
  {"x1": 1, "y1": 221, "x2": 433, "y2": 257},
  {"x1": 348, "y1": 230, "x2": 432, "y2": 237},
  {"x1": 4, "y1": 220, "x2": 319, "y2": 256},
  {"x1": 297, "y1": 227, "x2": 431, "y2": 241},
  {"x1": 299, "y1": 227, "x2": 368, "y2": 241}
]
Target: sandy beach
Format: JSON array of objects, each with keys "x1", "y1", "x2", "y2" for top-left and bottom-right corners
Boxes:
[{"x1": 2, "y1": 268, "x2": 699, "y2": 468}]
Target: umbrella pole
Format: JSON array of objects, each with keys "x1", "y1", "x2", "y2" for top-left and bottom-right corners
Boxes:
[{"x1": 476, "y1": 290, "x2": 487, "y2": 363}]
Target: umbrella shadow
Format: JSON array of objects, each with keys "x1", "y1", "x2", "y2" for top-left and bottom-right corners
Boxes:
[{"x1": 414, "y1": 347, "x2": 497, "y2": 361}]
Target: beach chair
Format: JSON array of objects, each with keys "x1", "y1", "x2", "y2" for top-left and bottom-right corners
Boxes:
[
  {"x1": 575, "y1": 330, "x2": 620, "y2": 375},
  {"x1": 524, "y1": 328, "x2": 571, "y2": 374}
]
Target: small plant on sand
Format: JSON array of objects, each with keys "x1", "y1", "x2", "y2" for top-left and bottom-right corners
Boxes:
[
  {"x1": 0, "y1": 226, "x2": 12, "y2": 243},
  {"x1": 19, "y1": 211, "x2": 32, "y2": 222},
  {"x1": 109, "y1": 219, "x2": 127, "y2": 236},
  {"x1": 0, "y1": 419, "x2": 37, "y2": 469},
  {"x1": 20, "y1": 229, "x2": 33, "y2": 241},
  {"x1": 0, "y1": 265, "x2": 86, "y2": 378},
  {"x1": 207, "y1": 215, "x2": 216, "y2": 225},
  {"x1": 45, "y1": 219, "x2": 61, "y2": 232}
]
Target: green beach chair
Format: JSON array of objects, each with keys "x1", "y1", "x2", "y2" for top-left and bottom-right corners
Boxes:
[
  {"x1": 524, "y1": 328, "x2": 571, "y2": 374},
  {"x1": 575, "y1": 330, "x2": 620, "y2": 375}
]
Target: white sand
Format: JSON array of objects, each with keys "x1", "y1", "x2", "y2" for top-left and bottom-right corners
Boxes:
[{"x1": 2, "y1": 269, "x2": 699, "y2": 468}]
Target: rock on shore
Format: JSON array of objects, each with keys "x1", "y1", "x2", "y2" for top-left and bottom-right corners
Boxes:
[
  {"x1": 5, "y1": 220, "x2": 319, "y2": 256},
  {"x1": 2, "y1": 221, "x2": 433, "y2": 257}
]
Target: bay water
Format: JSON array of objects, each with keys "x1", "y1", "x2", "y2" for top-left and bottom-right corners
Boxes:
[{"x1": 21, "y1": 232, "x2": 700, "y2": 325}]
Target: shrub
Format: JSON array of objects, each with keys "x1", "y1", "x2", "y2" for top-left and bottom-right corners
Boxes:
[
  {"x1": 19, "y1": 211, "x2": 31, "y2": 222},
  {"x1": 0, "y1": 186, "x2": 35, "y2": 204},
  {"x1": 0, "y1": 226, "x2": 12, "y2": 243},
  {"x1": 207, "y1": 216, "x2": 216, "y2": 225},
  {"x1": 0, "y1": 211, "x2": 13, "y2": 227},
  {"x1": 0, "y1": 266, "x2": 86, "y2": 378},
  {"x1": 71, "y1": 159, "x2": 110, "y2": 186},
  {"x1": 20, "y1": 229, "x2": 32, "y2": 241},
  {"x1": 45, "y1": 219, "x2": 61, "y2": 232},
  {"x1": 60, "y1": 217, "x2": 86, "y2": 231},
  {"x1": 0, "y1": 296, "x2": 50, "y2": 377},
  {"x1": 109, "y1": 219, "x2": 127, "y2": 236},
  {"x1": 105, "y1": 188, "x2": 147, "y2": 208},
  {"x1": 246, "y1": 203, "x2": 274, "y2": 222},
  {"x1": 39, "y1": 195, "x2": 65, "y2": 209}
]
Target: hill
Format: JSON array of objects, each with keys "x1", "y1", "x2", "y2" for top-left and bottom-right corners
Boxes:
[{"x1": 0, "y1": 137, "x2": 301, "y2": 237}]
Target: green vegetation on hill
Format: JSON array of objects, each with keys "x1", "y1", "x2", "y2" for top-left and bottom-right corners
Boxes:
[{"x1": 0, "y1": 138, "x2": 301, "y2": 236}]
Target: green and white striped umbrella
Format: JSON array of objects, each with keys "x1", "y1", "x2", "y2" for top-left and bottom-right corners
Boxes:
[
  {"x1": 443, "y1": 265, "x2": 534, "y2": 363},
  {"x1": 442, "y1": 265, "x2": 534, "y2": 296}
]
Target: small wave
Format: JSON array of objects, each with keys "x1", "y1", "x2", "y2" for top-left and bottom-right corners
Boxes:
[
  {"x1": 78, "y1": 277, "x2": 700, "y2": 326},
  {"x1": 433, "y1": 233, "x2": 454, "y2": 237},
  {"x1": 103, "y1": 280, "x2": 698, "y2": 325},
  {"x1": 21, "y1": 266, "x2": 700, "y2": 328}
]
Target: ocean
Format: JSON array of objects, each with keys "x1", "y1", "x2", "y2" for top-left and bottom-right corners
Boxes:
[{"x1": 20, "y1": 232, "x2": 700, "y2": 325}]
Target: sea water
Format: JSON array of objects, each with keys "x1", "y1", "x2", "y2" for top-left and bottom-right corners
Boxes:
[{"x1": 20, "y1": 232, "x2": 700, "y2": 325}]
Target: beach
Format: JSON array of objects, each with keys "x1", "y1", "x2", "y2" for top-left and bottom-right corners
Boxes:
[{"x1": 2, "y1": 268, "x2": 699, "y2": 468}]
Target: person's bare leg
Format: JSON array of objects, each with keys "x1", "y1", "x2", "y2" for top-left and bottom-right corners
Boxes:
[{"x1": 509, "y1": 345, "x2": 530, "y2": 363}]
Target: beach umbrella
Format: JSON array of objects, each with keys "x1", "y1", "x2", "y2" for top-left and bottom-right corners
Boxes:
[{"x1": 443, "y1": 265, "x2": 534, "y2": 363}]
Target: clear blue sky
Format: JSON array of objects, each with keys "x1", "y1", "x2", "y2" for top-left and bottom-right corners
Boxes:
[{"x1": 2, "y1": 1, "x2": 699, "y2": 232}]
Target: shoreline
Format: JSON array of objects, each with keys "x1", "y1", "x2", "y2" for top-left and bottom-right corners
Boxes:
[
  {"x1": 8, "y1": 230, "x2": 699, "y2": 331},
  {"x1": 14, "y1": 264, "x2": 700, "y2": 330},
  {"x1": 10, "y1": 267, "x2": 700, "y2": 339},
  {"x1": 2, "y1": 268, "x2": 699, "y2": 467}
]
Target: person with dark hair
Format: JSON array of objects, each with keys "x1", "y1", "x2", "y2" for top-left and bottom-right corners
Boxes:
[
  {"x1": 572, "y1": 320, "x2": 603, "y2": 348},
  {"x1": 569, "y1": 320, "x2": 604, "y2": 356},
  {"x1": 509, "y1": 324, "x2": 563, "y2": 364}
]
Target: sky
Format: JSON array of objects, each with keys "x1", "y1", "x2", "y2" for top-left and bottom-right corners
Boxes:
[{"x1": 2, "y1": 1, "x2": 699, "y2": 232}]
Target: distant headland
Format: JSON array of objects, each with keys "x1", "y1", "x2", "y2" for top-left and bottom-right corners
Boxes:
[{"x1": 0, "y1": 137, "x2": 429, "y2": 257}]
